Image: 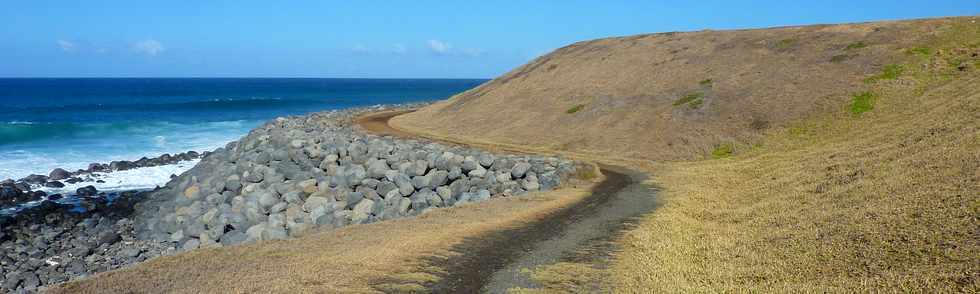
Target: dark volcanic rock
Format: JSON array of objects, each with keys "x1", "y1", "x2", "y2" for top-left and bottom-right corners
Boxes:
[
  {"x1": 48, "y1": 168, "x2": 71, "y2": 180},
  {"x1": 109, "y1": 160, "x2": 136, "y2": 171},
  {"x1": 0, "y1": 183, "x2": 38, "y2": 207},
  {"x1": 88, "y1": 163, "x2": 108, "y2": 172},
  {"x1": 97, "y1": 231, "x2": 121, "y2": 246},
  {"x1": 44, "y1": 181, "x2": 65, "y2": 188},
  {"x1": 22, "y1": 174, "x2": 48, "y2": 185},
  {"x1": 76, "y1": 185, "x2": 98, "y2": 197}
]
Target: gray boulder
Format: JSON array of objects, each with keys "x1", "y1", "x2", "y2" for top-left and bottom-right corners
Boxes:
[
  {"x1": 511, "y1": 162, "x2": 532, "y2": 178},
  {"x1": 351, "y1": 198, "x2": 375, "y2": 224},
  {"x1": 366, "y1": 159, "x2": 390, "y2": 179}
]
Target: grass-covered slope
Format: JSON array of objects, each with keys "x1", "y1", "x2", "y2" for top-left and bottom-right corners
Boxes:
[
  {"x1": 393, "y1": 17, "x2": 971, "y2": 162},
  {"x1": 611, "y1": 18, "x2": 979, "y2": 292}
]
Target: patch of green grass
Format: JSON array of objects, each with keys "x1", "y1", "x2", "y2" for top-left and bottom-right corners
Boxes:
[
  {"x1": 850, "y1": 91, "x2": 875, "y2": 115},
  {"x1": 688, "y1": 97, "x2": 704, "y2": 109},
  {"x1": 864, "y1": 64, "x2": 904, "y2": 83},
  {"x1": 711, "y1": 143, "x2": 734, "y2": 159},
  {"x1": 946, "y1": 56, "x2": 966, "y2": 68},
  {"x1": 844, "y1": 41, "x2": 868, "y2": 51},
  {"x1": 830, "y1": 54, "x2": 852, "y2": 63},
  {"x1": 907, "y1": 47, "x2": 933, "y2": 58},
  {"x1": 775, "y1": 38, "x2": 798, "y2": 49},
  {"x1": 699, "y1": 79, "x2": 713, "y2": 86},
  {"x1": 673, "y1": 92, "x2": 705, "y2": 108},
  {"x1": 565, "y1": 104, "x2": 585, "y2": 114}
]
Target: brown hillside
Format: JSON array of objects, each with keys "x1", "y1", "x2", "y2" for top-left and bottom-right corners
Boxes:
[{"x1": 393, "y1": 17, "x2": 964, "y2": 161}]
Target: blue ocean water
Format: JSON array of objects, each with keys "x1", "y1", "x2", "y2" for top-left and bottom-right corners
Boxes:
[{"x1": 0, "y1": 78, "x2": 485, "y2": 180}]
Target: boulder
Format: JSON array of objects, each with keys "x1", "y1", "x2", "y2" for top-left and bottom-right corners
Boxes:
[
  {"x1": 48, "y1": 168, "x2": 71, "y2": 180},
  {"x1": 257, "y1": 191, "x2": 280, "y2": 209},
  {"x1": 44, "y1": 181, "x2": 65, "y2": 188},
  {"x1": 182, "y1": 238, "x2": 201, "y2": 251},
  {"x1": 245, "y1": 224, "x2": 266, "y2": 242},
  {"x1": 86, "y1": 163, "x2": 105, "y2": 172},
  {"x1": 298, "y1": 179, "x2": 318, "y2": 195},
  {"x1": 366, "y1": 159, "x2": 390, "y2": 179},
  {"x1": 244, "y1": 170, "x2": 264, "y2": 183},
  {"x1": 183, "y1": 185, "x2": 202, "y2": 201},
  {"x1": 478, "y1": 154, "x2": 495, "y2": 168},
  {"x1": 22, "y1": 174, "x2": 48, "y2": 184},
  {"x1": 468, "y1": 165, "x2": 488, "y2": 178},
  {"x1": 221, "y1": 230, "x2": 247, "y2": 246},
  {"x1": 511, "y1": 162, "x2": 532, "y2": 178},
  {"x1": 351, "y1": 198, "x2": 375, "y2": 224},
  {"x1": 461, "y1": 156, "x2": 480, "y2": 172},
  {"x1": 96, "y1": 231, "x2": 121, "y2": 246},
  {"x1": 411, "y1": 175, "x2": 432, "y2": 189},
  {"x1": 109, "y1": 160, "x2": 136, "y2": 171},
  {"x1": 310, "y1": 206, "x2": 334, "y2": 225},
  {"x1": 224, "y1": 175, "x2": 242, "y2": 193},
  {"x1": 76, "y1": 185, "x2": 98, "y2": 197},
  {"x1": 302, "y1": 196, "x2": 330, "y2": 212},
  {"x1": 393, "y1": 173, "x2": 414, "y2": 196}
]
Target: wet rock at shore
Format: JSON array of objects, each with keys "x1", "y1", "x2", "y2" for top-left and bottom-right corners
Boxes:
[
  {"x1": 0, "y1": 191, "x2": 172, "y2": 293},
  {"x1": 48, "y1": 168, "x2": 70, "y2": 181},
  {"x1": 76, "y1": 185, "x2": 98, "y2": 197},
  {"x1": 1, "y1": 182, "x2": 41, "y2": 208}
]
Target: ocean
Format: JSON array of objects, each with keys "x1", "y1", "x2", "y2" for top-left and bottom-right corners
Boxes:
[{"x1": 0, "y1": 78, "x2": 485, "y2": 182}]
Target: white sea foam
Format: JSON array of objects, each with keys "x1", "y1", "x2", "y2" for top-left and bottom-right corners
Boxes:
[
  {"x1": 0, "y1": 119, "x2": 259, "y2": 180},
  {"x1": 37, "y1": 159, "x2": 200, "y2": 194}
]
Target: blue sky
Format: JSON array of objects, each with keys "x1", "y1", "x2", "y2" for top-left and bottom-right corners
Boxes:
[{"x1": 1, "y1": 1, "x2": 977, "y2": 78}]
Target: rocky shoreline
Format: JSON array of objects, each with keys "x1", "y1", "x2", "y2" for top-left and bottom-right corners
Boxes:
[
  {"x1": 0, "y1": 104, "x2": 579, "y2": 292},
  {"x1": 1, "y1": 150, "x2": 206, "y2": 211}
]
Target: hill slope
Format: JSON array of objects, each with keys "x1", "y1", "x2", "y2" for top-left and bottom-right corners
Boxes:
[
  {"x1": 394, "y1": 16, "x2": 979, "y2": 292},
  {"x1": 393, "y1": 17, "x2": 965, "y2": 161}
]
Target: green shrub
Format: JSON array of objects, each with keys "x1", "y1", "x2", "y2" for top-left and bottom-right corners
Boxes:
[
  {"x1": 673, "y1": 92, "x2": 704, "y2": 107},
  {"x1": 688, "y1": 97, "x2": 704, "y2": 109},
  {"x1": 699, "y1": 79, "x2": 713, "y2": 86},
  {"x1": 844, "y1": 41, "x2": 868, "y2": 51},
  {"x1": 850, "y1": 92, "x2": 875, "y2": 115},
  {"x1": 775, "y1": 38, "x2": 798, "y2": 49},
  {"x1": 830, "y1": 54, "x2": 851, "y2": 63},
  {"x1": 907, "y1": 47, "x2": 932, "y2": 58},
  {"x1": 711, "y1": 143, "x2": 734, "y2": 159},
  {"x1": 864, "y1": 64, "x2": 904, "y2": 83},
  {"x1": 566, "y1": 104, "x2": 585, "y2": 114}
]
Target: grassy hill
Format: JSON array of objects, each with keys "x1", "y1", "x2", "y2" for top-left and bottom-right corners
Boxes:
[
  {"x1": 395, "y1": 16, "x2": 980, "y2": 292},
  {"x1": 393, "y1": 17, "x2": 971, "y2": 162}
]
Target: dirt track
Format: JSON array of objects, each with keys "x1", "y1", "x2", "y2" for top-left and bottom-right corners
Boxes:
[{"x1": 358, "y1": 110, "x2": 658, "y2": 293}]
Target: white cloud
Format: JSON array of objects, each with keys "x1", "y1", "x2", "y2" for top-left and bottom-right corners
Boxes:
[
  {"x1": 351, "y1": 43, "x2": 369, "y2": 53},
  {"x1": 392, "y1": 43, "x2": 407, "y2": 54},
  {"x1": 461, "y1": 48, "x2": 485, "y2": 57},
  {"x1": 133, "y1": 39, "x2": 164, "y2": 56},
  {"x1": 57, "y1": 40, "x2": 76, "y2": 52},
  {"x1": 427, "y1": 39, "x2": 452, "y2": 54}
]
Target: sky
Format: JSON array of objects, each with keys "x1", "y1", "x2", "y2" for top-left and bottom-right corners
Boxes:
[{"x1": 1, "y1": 1, "x2": 978, "y2": 78}]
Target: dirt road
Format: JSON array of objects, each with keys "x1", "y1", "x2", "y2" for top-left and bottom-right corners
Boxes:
[{"x1": 358, "y1": 110, "x2": 658, "y2": 293}]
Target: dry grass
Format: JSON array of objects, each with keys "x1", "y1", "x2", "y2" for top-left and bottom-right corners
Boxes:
[
  {"x1": 393, "y1": 17, "x2": 975, "y2": 162},
  {"x1": 509, "y1": 262, "x2": 610, "y2": 294},
  {"x1": 611, "y1": 19, "x2": 980, "y2": 292},
  {"x1": 50, "y1": 185, "x2": 599, "y2": 293}
]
